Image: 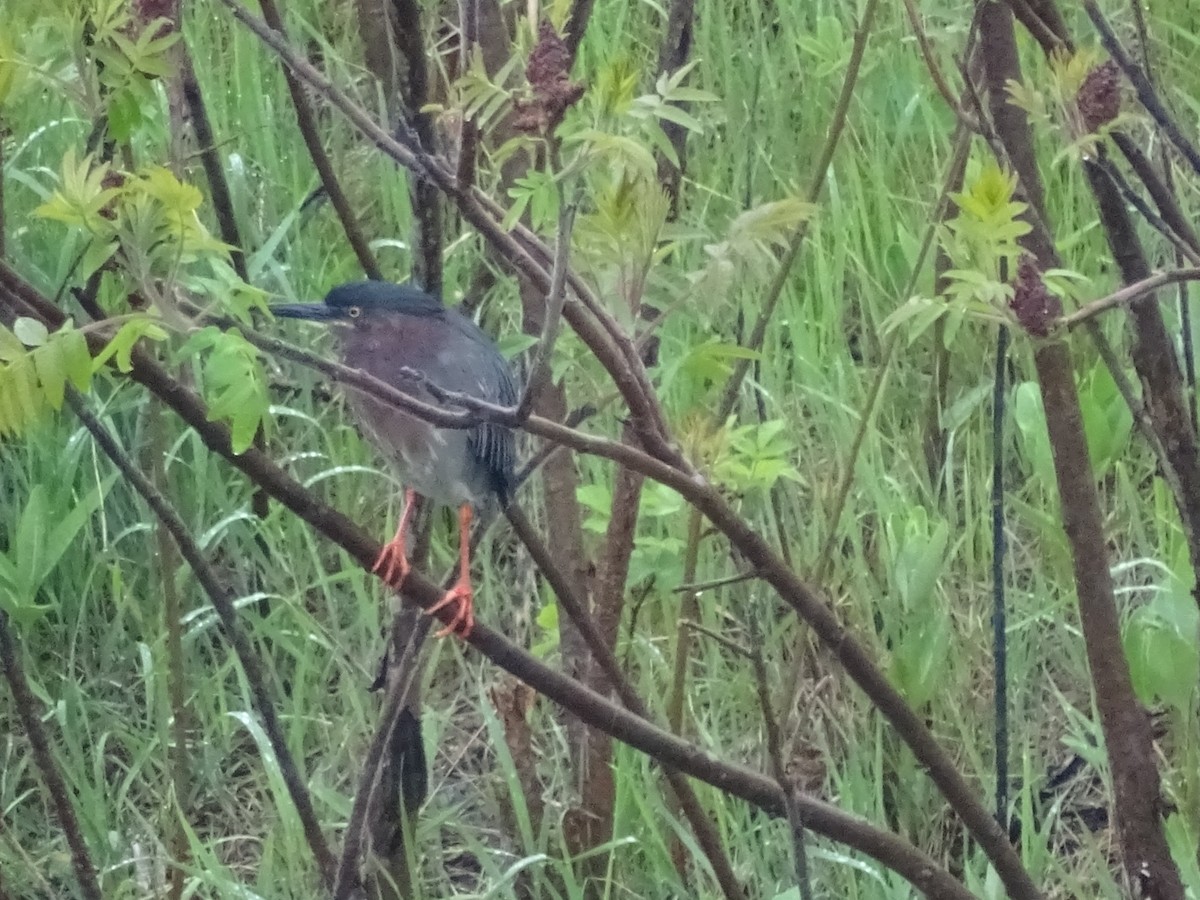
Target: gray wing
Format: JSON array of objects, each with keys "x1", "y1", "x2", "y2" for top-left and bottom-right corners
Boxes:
[
  {"x1": 469, "y1": 346, "x2": 519, "y2": 501},
  {"x1": 439, "y1": 311, "x2": 519, "y2": 502}
]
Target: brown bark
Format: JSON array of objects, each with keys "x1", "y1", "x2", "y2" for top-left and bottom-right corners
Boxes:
[
  {"x1": 577, "y1": 428, "x2": 643, "y2": 862},
  {"x1": 1084, "y1": 159, "x2": 1200, "y2": 606},
  {"x1": 654, "y1": 0, "x2": 695, "y2": 214},
  {"x1": 979, "y1": 4, "x2": 1184, "y2": 897}
]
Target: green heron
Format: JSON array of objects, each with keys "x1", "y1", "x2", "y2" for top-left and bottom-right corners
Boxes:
[{"x1": 273, "y1": 281, "x2": 518, "y2": 638}]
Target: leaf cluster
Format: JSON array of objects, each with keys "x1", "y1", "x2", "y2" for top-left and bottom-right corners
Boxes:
[
  {"x1": 1005, "y1": 46, "x2": 1135, "y2": 166},
  {"x1": 0, "y1": 318, "x2": 93, "y2": 437}
]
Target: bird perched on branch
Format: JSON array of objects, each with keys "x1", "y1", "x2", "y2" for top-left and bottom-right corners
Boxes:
[{"x1": 272, "y1": 281, "x2": 518, "y2": 638}]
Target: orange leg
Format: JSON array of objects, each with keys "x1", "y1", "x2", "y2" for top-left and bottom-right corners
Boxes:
[
  {"x1": 426, "y1": 503, "x2": 475, "y2": 639},
  {"x1": 372, "y1": 487, "x2": 417, "y2": 588}
]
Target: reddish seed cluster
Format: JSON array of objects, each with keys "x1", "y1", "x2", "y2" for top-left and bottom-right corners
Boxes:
[
  {"x1": 514, "y1": 20, "x2": 585, "y2": 135},
  {"x1": 1010, "y1": 255, "x2": 1061, "y2": 337},
  {"x1": 130, "y1": 0, "x2": 179, "y2": 39},
  {"x1": 98, "y1": 170, "x2": 128, "y2": 221},
  {"x1": 1077, "y1": 60, "x2": 1121, "y2": 134}
]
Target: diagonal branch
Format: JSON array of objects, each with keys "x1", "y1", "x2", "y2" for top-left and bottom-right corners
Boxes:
[
  {"x1": 62, "y1": 387, "x2": 340, "y2": 891},
  {"x1": 258, "y1": 0, "x2": 383, "y2": 280},
  {"x1": 0, "y1": 271, "x2": 977, "y2": 900},
  {"x1": 0, "y1": 614, "x2": 103, "y2": 900},
  {"x1": 1, "y1": 262, "x2": 1039, "y2": 898}
]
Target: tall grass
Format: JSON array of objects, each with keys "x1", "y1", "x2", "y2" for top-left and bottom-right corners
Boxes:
[{"x1": 2, "y1": 0, "x2": 1197, "y2": 897}]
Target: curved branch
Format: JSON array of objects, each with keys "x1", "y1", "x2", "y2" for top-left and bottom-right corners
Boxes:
[
  {"x1": 217, "y1": 0, "x2": 674, "y2": 453},
  {"x1": 0, "y1": 274, "x2": 977, "y2": 900},
  {"x1": 1, "y1": 261, "x2": 1034, "y2": 897},
  {"x1": 257, "y1": 0, "x2": 383, "y2": 280}
]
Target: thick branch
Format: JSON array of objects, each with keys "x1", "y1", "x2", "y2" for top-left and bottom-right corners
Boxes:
[
  {"x1": 979, "y1": 4, "x2": 1184, "y2": 896},
  {"x1": 3, "y1": 260, "x2": 1038, "y2": 897},
  {"x1": 0, "y1": 271, "x2": 975, "y2": 899},
  {"x1": 63, "y1": 388, "x2": 340, "y2": 891}
]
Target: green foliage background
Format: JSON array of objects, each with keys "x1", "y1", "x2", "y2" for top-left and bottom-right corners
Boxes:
[{"x1": 2, "y1": 0, "x2": 1200, "y2": 897}]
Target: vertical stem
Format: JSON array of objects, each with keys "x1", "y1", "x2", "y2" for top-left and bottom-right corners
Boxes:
[
  {"x1": 990, "y1": 326, "x2": 1009, "y2": 825},
  {"x1": 151, "y1": 398, "x2": 190, "y2": 900},
  {"x1": 666, "y1": 507, "x2": 704, "y2": 733},
  {"x1": 0, "y1": 116, "x2": 5, "y2": 260},
  {"x1": 980, "y1": 3, "x2": 1185, "y2": 894}
]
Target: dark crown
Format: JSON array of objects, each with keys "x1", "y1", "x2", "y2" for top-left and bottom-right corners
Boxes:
[{"x1": 324, "y1": 282, "x2": 445, "y2": 315}]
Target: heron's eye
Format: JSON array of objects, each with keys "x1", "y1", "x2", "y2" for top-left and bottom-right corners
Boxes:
[{"x1": 347, "y1": 306, "x2": 362, "y2": 319}]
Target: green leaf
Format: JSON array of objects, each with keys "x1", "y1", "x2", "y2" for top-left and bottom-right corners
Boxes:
[
  {"x1": 197, "y1": 328, "x2": 270, "y2": 454},
  {"x1": 34, "y1": 149, "x2": 120, "y2": 233},
  {"x1": 13, "y1": 317, "x2": 48, "y2": 347},
  {"x1": 1124, "y1": 606, "x2": 1199, "y2": 713},
  {"x1": 93, "y1": 317, "x2": 168, "y2": 372},
  {"x1": 9, "y1": 356, "x2": 41, "y2": 429},
  {"x1": 33, "y1": 340, "x2": 67, "y2": 410},
  {"x1": 61, "y1": 329, "x2": 93, "y2": 391},
  {"x1": 0, "y1": 325, "x2": 25, "y2": 361},
  {"x1": 679, "y1": 339, "x2": 760, "y2": 381},
  {"x1": 881, "y1": 295, "x2": 946, "y2": 342},
  {"x1": 107, "y1": 84, "x2": 143, "y2": 142},
  {"x1": 496, "y1": 333, "x2": 538, "y2": 359},
  {"x1": 1079, "y1": 364, "x2": 1133, "y2": 474},
  {"x1": 13, "y1": 484, "x2": 47, "y2": 598},
  {"x1": 80, "y1": 240, "x2": 118, "y2": 280},
  {"x1": 39, "y1": 476, "x2": 115, "y2": 592},
  {"x1": 1013, "y1": 382, "x2": 1055, "y2": 490},
  {"x1": 0, "y1": 369, "x2": 17, "y2": 435},
  {"x1": 894, "y1": 516, "x2": 949, "y2": 609},
  {"x1": 891, "y1": 615, "x2": 951, "y2": 708},
  {"x1": 536, "y1": 600, "x2": 558, "y2": 633}
]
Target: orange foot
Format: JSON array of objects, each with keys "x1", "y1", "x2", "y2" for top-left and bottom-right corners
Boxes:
[
  {"x1": 427, "y1": 580, "x2": 474, "y2": 639},
  {"x1": 371, "y1": 537, "x2": 411, "y2": 589}
]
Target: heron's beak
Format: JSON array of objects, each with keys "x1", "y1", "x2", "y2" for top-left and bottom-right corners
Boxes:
[{"x1": 271, "y1": 302, "x2": 340, "y2": 322}]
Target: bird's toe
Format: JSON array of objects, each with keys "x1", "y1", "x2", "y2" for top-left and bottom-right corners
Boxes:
[
  {"x1": 429, "y1": 583, "x2": 474, "y2": 640},
  {"x1": 371, "y1": 540, "x2": 411, "y2": 588}
]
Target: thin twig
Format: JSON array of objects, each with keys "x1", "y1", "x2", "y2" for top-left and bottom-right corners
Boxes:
[
  {"x1": 1059, "y1": 268, "x2": 1200, "y2": 329},
  {"x1": 1005, "y1": 0, "x2": 1069, "y2": 56},
  {"x1": 715, "y1": 0, "x2": 880, "y2": 419},
  {"x1": 62, "y1": 388, "x2": 340, "y2": 891},
  {"x1": 456, "y1": 0, "x2": 480, "y2": 191},
  {"x1": 0, "y1": 613, "x2": 103, "y2": 900},
  {"x1": 1111, "y1": 132, "x2": 1200, "y2": 260},
  {"x1": 677, "y1": 617, "x2": 751, "y2": 658},
  {"x1": 1091, "y1": 152, "x2": 1200, "y2": 267},
  {"x1": 515, "y1": 198, "x2": 576, "y2": 421},
  {"x1": 1083, "y1": 0, "x2": 1200, "y2": 179},
  {"x1": 899, "y1": 0, "x2": 978, "y2": 132},
  {"x1": 258, "y1": 0, "x2": 383, "y2": 280},
  {"x1": 179, "y1": 54, "x2": 248, "y2": 283},
  {"x1": 672, "y1": 570, "x2": 760, "y2": 594},
  {"x1": 748, "y1": 618, "x2": 811, "y2": 900}
]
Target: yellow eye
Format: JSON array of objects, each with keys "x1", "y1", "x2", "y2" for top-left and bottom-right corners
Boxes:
[{"x1": 348, "y1": 306, "x2": 362, "y2": 318}]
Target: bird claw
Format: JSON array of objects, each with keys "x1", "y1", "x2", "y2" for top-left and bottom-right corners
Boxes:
[
  {"x1": 427, "y1": 582, "x2": 474, "y2": 639},
  {"x1": 372, "y1": 539, "x2": 411, "y2": 589}
]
